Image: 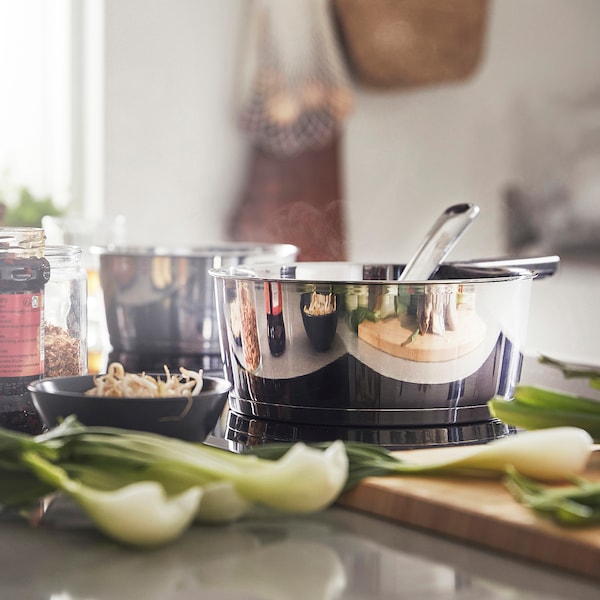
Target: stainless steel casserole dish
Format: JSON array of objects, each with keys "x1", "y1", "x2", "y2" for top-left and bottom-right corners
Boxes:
[
  {"x1": 96, "y1": 243, "x2": 298, "y2": 357},
  {"x1": 210, "y1": 261, "x2": 547, "y2": 427}
]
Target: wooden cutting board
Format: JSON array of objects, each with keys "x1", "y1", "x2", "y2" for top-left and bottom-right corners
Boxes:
[
  {"x1": 338, "y1": 446, "x2": 600, "y2": 581},
  {"x1": 357, "y1": 309, "x2": 486, "y2": 361}
]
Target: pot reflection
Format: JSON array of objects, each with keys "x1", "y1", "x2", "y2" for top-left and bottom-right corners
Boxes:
[
  {"x1": 301, "y1": 290, "x2": 339, "y2": 352},
  {"x1": 265, "y1": 282, "x2": 286, "y2": 356}
]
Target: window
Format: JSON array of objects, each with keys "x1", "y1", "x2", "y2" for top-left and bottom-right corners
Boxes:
[{"x1": 0, "y1": 0, "x2": 103, "y2": 221}]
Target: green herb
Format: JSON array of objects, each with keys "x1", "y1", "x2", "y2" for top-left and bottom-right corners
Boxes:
[
  {"x1": 348, "y1": 306, "x2": 380, "y2": 332},
  {"x1": 401, "y1": 327, "x2": 420, "y2": 347},
  {"x1": 504, "y1": 467, "x2": 600, "y2": 526},
  {"x1": 539, "y1": 354, "x2": 600, "y2": 390}
]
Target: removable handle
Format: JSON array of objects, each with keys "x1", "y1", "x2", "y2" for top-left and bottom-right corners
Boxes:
[
  {"x1": 398, "y1": 203, "x2": 480, "y2": 281},
  {"x1": 450, "y1": 255, "x2": 560, "y2": 279}
]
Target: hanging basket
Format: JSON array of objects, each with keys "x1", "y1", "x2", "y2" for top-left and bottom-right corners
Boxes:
[{"x1": 332, "y1": 0, "x2": 490, "y2": 89}]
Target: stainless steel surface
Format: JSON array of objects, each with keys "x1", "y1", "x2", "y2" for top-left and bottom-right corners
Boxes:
[
  {"x1": 398, "y1": 203, "x2": 480, "y2": 281},
  {"x1": 451, "y1": 254, "x2": 560, "y2": 279},
  {"x1": 223, "y1": 408, "x2": 514, "y2": 451},
  {"x1": 95, "y1": 243, "x2": 298, "y2": 357},
  {"x1": 210, "y1": 261, "x2": 537, "y2": 430}
]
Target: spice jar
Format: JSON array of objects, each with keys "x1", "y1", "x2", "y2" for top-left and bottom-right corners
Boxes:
[
  {"x1": 0, "y1": 227, "x2": 50, "y2": 433},
  {"x1": 43, "y1": 245, "x2": 88, "y2": 379}
]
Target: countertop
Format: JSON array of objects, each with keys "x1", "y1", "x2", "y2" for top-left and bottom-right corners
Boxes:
[{"x1": 1, "y1": 357, "x2": 600, "y2": 599}]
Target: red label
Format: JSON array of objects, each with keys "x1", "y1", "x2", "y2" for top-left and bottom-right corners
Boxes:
[
  {"x1": 264, "y1": 282, "x2": 283, "y2": 316},
  {"x1": 0, "y1": 293, "x2": 44, "y2": 377}
]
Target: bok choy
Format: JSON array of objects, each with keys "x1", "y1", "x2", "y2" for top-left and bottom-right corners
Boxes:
[
  {"x1": 22, "y1": 450, "x2": 203, "y2": 547},
  {"x1": 1, "y1": 413, "x2": 597, "y2": 547},
  {"x1": 0, "y1": 416, "x2": 348, "y2": 547},
  {"x1": 249, "y1": 426, "x2": 594, "y2": 485},
  {"x1": 488, "y1": 355, "x2": 600, "y2": 441}
]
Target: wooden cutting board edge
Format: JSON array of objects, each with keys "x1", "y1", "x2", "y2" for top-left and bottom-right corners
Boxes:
[{"x1": 337, "y1": 455, "x2": 600, "y2": 582}]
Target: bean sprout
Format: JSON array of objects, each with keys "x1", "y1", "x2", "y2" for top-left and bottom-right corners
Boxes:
[
  {"x1": 85, "y1": 362, "x2": 204, "y2": 398},
  {"x1": 304, "y1": 291, "x2": 336, "y2": 316}
]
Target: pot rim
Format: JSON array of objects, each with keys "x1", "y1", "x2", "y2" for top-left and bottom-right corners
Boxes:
[
  {"x1": 208, "y1": 261, "x2": 536, "y2": 285},
  {"x1": 91, "y1": 242, "x2": 299, "y2": 259}
]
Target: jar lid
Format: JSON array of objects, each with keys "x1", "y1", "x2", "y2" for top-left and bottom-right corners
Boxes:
[{"x1": 0, "y1": 227, "x2": 45, "y2": 256}]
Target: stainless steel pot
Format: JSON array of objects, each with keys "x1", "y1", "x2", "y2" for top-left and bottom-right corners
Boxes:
[
  {"x1": 210, "y1": 260, "x2": 549, "y2": 428},
  {"x1": 96, "y1": 243, "x2": 298, "y2": 357}
]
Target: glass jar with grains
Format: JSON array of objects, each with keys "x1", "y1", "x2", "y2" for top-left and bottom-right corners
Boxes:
[
  {"x1": 43, "y1": 245, "x2": 88, "y2": 380},
  {"x1": 0, "y1": 227, "x2": 50, "y2": 433}
]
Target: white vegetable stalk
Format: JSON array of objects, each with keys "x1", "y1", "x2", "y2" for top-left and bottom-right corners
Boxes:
[
  {"x1": 195, "y1": 481, "x2": 254, "y2": 524},
  {"x1": 80, "y1": 434, "x2": 350, "y2": 514},
  {"x1": 232, "y1": 440, "x2": 349, "y2": 513},
  {"x1": 404, "y1": 427, "x2": 594, "y2": 481},
  {"x1": 75, "y1": 482, "x2": 203, "y2": 548},
  {"x1": 21, "y1": 451, "x2": 203, "y2": 548}
]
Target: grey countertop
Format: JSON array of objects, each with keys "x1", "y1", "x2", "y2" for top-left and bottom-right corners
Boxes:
[
  {"x1": 1, "y1": 357, "x2": 599, "y2": 599},
  {"x1": 1, "y1": 500, "x2": 599, "y2": 599}
]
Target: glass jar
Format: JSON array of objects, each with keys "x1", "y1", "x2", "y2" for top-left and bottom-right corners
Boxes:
[
  {"x1": 43, "y1": 245, "x2": 88, "y2": 378},
  {"x1": 0, "y1": 227, "x2": 50, "y2": 433}
]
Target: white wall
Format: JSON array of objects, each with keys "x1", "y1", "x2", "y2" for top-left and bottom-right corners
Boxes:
[
  {"x1": 344, "y1": 0, "x2": 600, "y2": 262},
  {"x1": 102, "y1": 0, "x2": 600, "y2": 363},
  {"x1": 104, "y1": 0, "x2": 250, "y2": 246}
]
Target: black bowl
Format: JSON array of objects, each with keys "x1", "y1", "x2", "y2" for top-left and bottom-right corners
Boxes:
[
  {"x1": 28, "y1": 375, "x2": 231, "y2": 442},
  {"x1": 300, "y1": 292, "x2": 339, "y2": 352}
]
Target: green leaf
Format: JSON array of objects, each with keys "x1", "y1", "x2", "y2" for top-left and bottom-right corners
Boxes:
[
  {"x1": 0, "y1": 464, "x2": 54, "y2": 507},
  {"x1": 539, "y1": 355, "x2": 600, "y2": 384},
  {"x1": 488, "y1": 397, "x2": 600, "y2": 442},
  {"x1": 503, "y1": 467, "x2": 600, "y2": 527},
  {"x1": 247, "y1": 441, "x2": 401, "y2": 492},
  {"x1": 514, "y1": 385, "x2": 600, "y2": 415}
]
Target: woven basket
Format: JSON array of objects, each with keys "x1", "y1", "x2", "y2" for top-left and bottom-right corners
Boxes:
[{"x1": 333, "y1": 0, "x2": 490, "y2": 89}]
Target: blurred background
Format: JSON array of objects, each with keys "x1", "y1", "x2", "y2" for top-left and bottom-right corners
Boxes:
[{"x1": 1, "y1": 0, "x2": 599, "y2": 362}]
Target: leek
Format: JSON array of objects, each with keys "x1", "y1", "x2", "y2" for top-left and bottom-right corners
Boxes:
[{"x1": 249, "y1": 426, "x2": 594, "y2": 484}]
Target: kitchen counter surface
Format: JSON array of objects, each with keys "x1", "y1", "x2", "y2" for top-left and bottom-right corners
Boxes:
[
  {"x1": 2, "y1": 500, "x2": 600, "y2": 600},
  {"x1": 1, "y1": 357, "x2": 599, "y2": 599}
]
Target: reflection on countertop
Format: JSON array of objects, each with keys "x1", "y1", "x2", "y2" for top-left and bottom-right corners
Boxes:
[{"x1": 1, "y1": 500, "x2": 599, "y2": 600}]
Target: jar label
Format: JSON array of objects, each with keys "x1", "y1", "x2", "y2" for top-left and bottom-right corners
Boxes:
[{"x1": 0, "y1": 293, "x2": 44, "y2": 377}]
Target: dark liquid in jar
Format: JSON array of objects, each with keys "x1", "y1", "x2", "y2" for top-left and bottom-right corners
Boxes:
[{"x1": 0, "y1": 253, "x2": 50, "y2": 434}]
